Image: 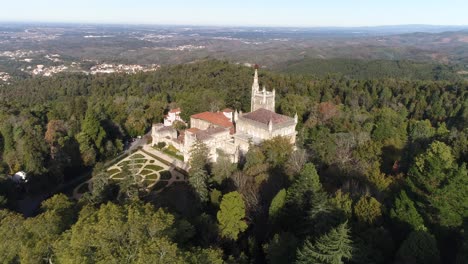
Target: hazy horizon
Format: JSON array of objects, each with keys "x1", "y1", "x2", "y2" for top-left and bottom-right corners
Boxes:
[
  {"x1": 1, "y1": 21, "x2": 467, "y2": 30},
  {"x1": 1, "y1": 0, "x2": 467, "y2": 27}
]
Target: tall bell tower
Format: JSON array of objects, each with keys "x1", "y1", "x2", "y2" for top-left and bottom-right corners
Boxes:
[{"x1": 250, "y1": 65, "x2": 275, "y2": 112}]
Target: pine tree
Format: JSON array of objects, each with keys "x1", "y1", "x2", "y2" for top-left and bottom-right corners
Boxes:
[
  {"x1": 396, "y1": 230, "x2": 440, "y2": 264},
  {"x1": 284, "y1": 163, "x2": 326, "y2": 236},
  {"x1": 286, "y1": 163, "x2": 322, "y2": 208},
  {"x1": 408, "y1": 141, "x2": 467, "y2": 227},
  {"x1": 390, "y1": 190, "x2": 425, "y2": 231},
  {"x1": 296, "y1": 222, "x2": 352, "y2": 264}
]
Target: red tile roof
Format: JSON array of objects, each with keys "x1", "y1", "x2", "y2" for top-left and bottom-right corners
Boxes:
[
  {"x1": 191, "y1": 112, "x2": 233, "y2": 128},
  {"x1": 241, "y1": 108, "x2": 293, "y2": 125},
  {"x1": 169, "y1": 108, "x2": 181, "y2": 113}
]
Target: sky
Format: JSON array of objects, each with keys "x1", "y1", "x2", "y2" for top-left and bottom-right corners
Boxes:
[{"x1": 1, "y1": 0, "x2": 467, "y2": 27}]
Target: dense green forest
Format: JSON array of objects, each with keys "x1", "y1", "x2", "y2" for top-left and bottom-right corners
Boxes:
[
  {"x1": 0, "y1": 60, "x2": 467, "y2": 263},
  {"x1": 279, "y1": 58, "x2": 463, "y2": 81}
]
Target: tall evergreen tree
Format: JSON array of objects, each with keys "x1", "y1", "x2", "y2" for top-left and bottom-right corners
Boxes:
[
  {"x1": 408, "y1": 141, "x2": 467, "y2": 227},
  {"x1": 296, "y1": 222, "x2": 353, "y2": 264},
  {"x1": 283, "y1": 163, "x2": 327, "y2": 236},
  {"x1": 390, "y1": 190, "x2": 425, "y2": 231},
  {"x1": 286, "y1": 163, "x2": 322, "y2": 208},
  {"x1": 396, "y1": 230, "x2": 440, "y2": 264}
]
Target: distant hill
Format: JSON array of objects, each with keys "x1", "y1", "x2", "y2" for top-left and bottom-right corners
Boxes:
[{"x1": 0, "y1": 23, "x2": 468, "y2": 81}]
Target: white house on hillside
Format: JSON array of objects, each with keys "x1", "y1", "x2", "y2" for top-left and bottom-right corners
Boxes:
[{"x1": 164, "y1": 108, "x2": 186, "y2": 126}]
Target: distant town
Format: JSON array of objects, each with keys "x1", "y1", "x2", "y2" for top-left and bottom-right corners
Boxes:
[{"x1": 0, "y1": 49, "x2": 161, "y2": 79}]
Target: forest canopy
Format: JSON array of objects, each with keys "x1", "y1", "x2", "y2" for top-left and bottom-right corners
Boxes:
[{"x1": 0, "y1": 59, "x2": 467, "y2": 263}]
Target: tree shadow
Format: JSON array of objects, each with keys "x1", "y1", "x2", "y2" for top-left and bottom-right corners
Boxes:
[
  {"x1": 145, "y1": 181, "x2": 202, "y2": 219},
  {"x1": 320, "y1": 164, "x2": 386, "y2": 200}
]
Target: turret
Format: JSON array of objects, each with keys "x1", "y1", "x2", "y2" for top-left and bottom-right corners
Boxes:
[
  {"x1": 251, "y1": 67, "x2": 260, "y2": 112},
  {"x1": 294, "y1": 112, "x2": 298, "y2": 124},
  {"x1": 250, "y1": 66, "x2": 276, "y2": 113},
  {"x1": 252, "y1": 68, "x2": 259, "y2": 92}
]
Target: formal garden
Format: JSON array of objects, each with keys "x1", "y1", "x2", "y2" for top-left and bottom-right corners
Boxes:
[{"x1": 106, "y1": 150, "x2": 185, "y2": 190}]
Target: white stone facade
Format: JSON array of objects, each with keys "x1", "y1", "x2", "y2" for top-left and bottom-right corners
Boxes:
[
  {"x1": 151, "y1": 124, "x2": 181, "y2": 148},
  {"x1": 164, "y1": 108, "x2": 185, "y2": 126}
]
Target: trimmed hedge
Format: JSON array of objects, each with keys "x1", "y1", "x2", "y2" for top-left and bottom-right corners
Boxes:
[{"x1": 144, "y1": 164, "x2": 163, "y2": 171}]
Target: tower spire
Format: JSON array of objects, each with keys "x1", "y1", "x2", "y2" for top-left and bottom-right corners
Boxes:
[
  {"x1": 251, "y1": 65, "x2": 260, "y2": 112},
  {"x1": 252, "y1": 67, "x2": 259, "y2": 92}
]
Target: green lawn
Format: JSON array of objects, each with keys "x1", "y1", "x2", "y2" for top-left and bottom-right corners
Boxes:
[
  {"x1": 112, "y1": 172, "x2": 124, "y2": 179},
  {"x1": 119, "y1": 159, "x2": 146, "y2": 166},
  {"x1": 107, "y1": 168, "x2": 120, "y2": 175},
  {"x1": 127, "y1": 164, "x2": 144, "y2": 169},
  {"x1": 145, "y1": 173, "x2": 159, "y2": 180},
  {"x1": 140, "y1": 169, "x2": 153, "y2": 176},
  {"x1": 118, "y1": 161, "x2": 130, "y2": 166},
  {"x1": 142, "y1": 179, "x2": 157, "y2": 187},
  {"x1": 162, "y1": 148, "x2": 184, "y2": 161},
  {"x1": 127, "y1": 159, "x2": 147, "y2": 164},
  {"x1": 129, "y1": 153, "x2": 145, "y2": 159},
  {"x1": 144, "y1": 164, "x2": 163, "y2": 171}
]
